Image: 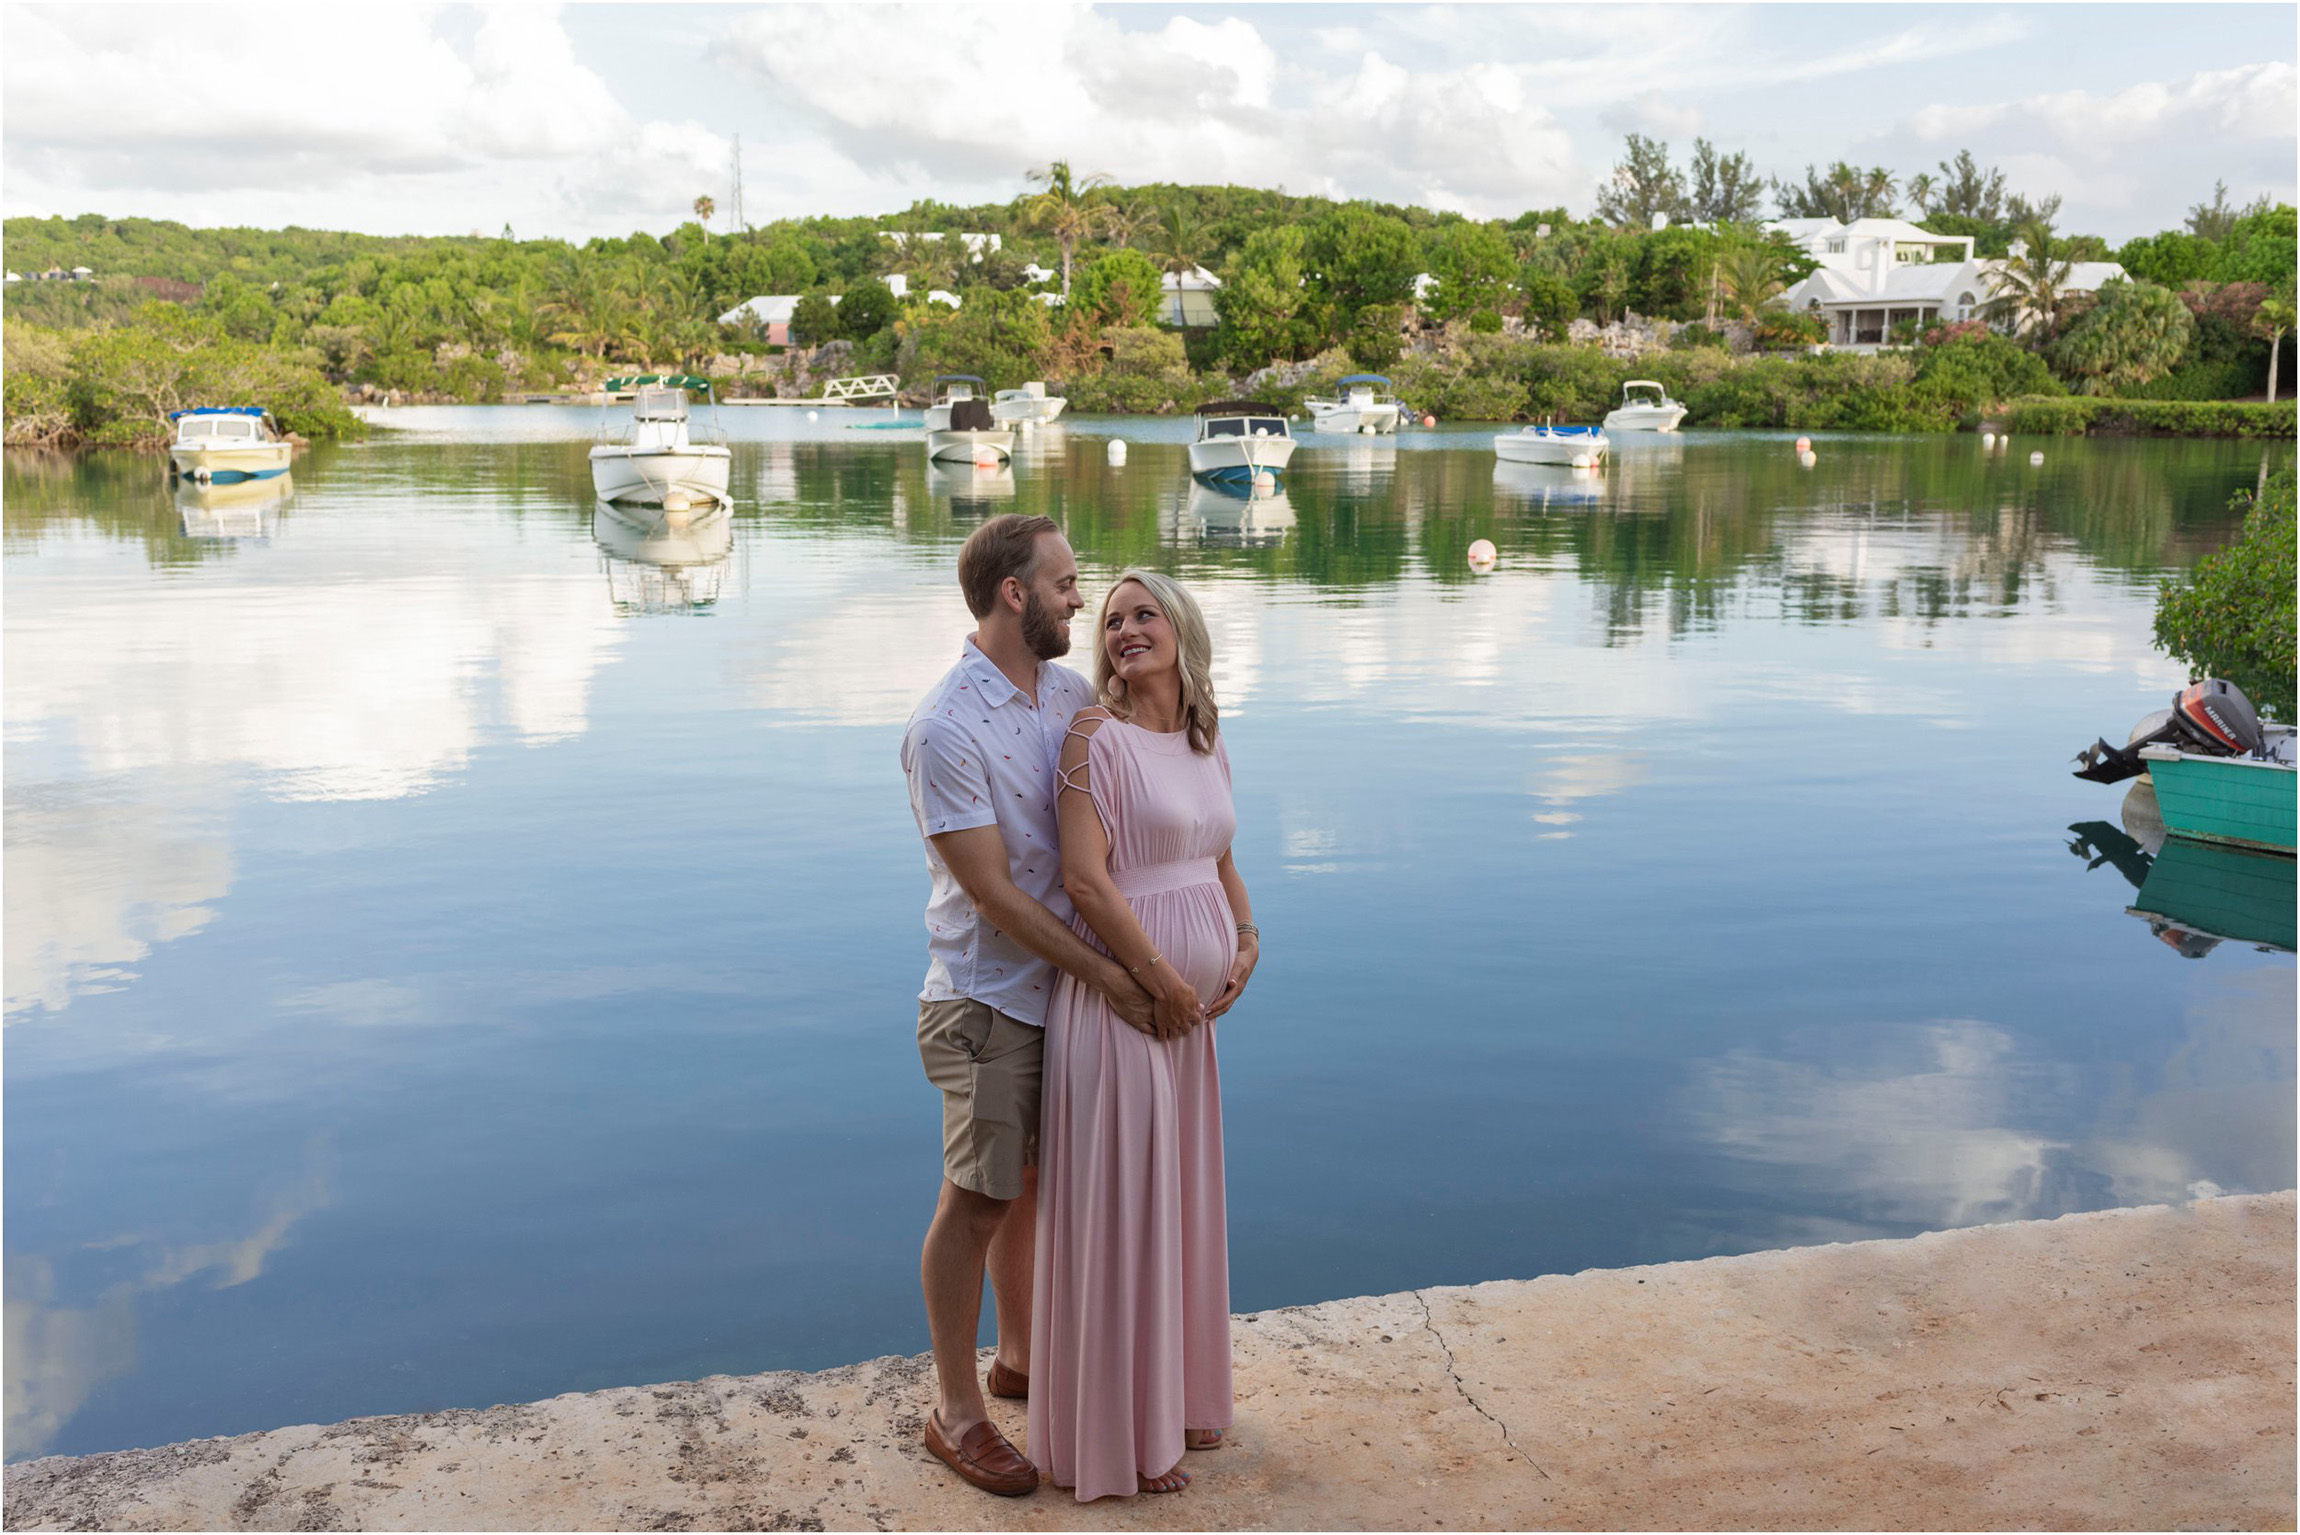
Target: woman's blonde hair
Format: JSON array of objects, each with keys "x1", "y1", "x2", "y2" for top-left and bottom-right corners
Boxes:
[{"x1": 1093, "y1": 568, "x2": 1219, "y2": 754}]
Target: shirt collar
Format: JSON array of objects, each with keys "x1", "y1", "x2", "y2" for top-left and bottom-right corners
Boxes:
[{"x1": 960, "y1": 637, "x2": 1037, "y2": 709}]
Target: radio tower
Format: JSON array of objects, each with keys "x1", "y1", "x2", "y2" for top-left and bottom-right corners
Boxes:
[{"x1": 729, "y1": 134, "x2": 745, "y2": 234}]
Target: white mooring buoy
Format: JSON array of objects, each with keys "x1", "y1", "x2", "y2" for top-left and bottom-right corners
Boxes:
[
  {"x1": 1106, "y1": 439, "x2": 1127, "y2": 466},
  {"x1": 2030, "y1": 451, "x2": 2045, "y2": 466},
  {"x1": 1467, "y1": 538, "x2": 1497, "y2": 573}
]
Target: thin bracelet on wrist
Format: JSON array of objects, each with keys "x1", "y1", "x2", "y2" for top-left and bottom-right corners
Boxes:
[
  {"x1": 1236, "y1": 922, "x2": 1259, "y2": 940},
  {"x1": 1127, "y1": 953, "x2": 1163, "y2": 975}
]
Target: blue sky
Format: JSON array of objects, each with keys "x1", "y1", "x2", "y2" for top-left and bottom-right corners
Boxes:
[{"x1": 4, "y1": 3, "x2": 2292, "y2": 243}]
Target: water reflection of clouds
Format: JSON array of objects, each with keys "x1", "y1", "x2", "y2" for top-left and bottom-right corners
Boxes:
[
  {"x1": 1687, "y1": 968, "x2": 2295, "y2": 1241},
  {"x1": 4, "y1": 788, "x2": 234, "y2": 1017},
  {"x1": 5, "y1": 514, "x2": 627, "y2": 1015},
  {"x1": 4, "y1": 1149, "x2": 332, "y2": 1458}
]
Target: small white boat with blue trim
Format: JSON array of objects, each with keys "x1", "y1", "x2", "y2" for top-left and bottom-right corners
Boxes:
[
  {"x1": 1305, "y1": 374, "x2": 1401, "y2": 434},
  {"x1": 1189, "y1": 400, "x2": 1296, "y2": 488},
  {"x1": 167, "y1": 408, "x2": 293, "y2": 483},
  {"x1": 1602, "y1": 380, "x2": 1688, "y2": 433},
  {"x1": 925, "y1": 376, "x2": 1016, "y2": 464},
  {"x1": 589, "y1": 375, "x2": 732, "y2": 508},
  {"x1": 1494, "y1": 423, "x2": 1608, "y2": 469}
]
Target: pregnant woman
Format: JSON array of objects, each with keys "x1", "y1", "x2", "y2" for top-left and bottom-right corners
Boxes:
[{"x1": 1028, "y1": 569, "x2": 1259, "y2": 1501}]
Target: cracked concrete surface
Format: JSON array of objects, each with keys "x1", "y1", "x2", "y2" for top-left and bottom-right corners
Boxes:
[{"x1": 6, "y1": 1193, "x2": 2292, "y2": 1531}]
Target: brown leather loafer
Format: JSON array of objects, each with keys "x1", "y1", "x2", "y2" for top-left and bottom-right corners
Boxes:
[
  {"x1": 923, "y1": 1411, "x2": 1039, "y2": 1497},
  {"x1": 986, "y1": 1358, "x2": 1029, "y2": 1400}
]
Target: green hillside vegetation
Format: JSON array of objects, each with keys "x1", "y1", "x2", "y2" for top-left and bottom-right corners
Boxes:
[{"x1": 5, "y1": 143, "x2": 2295, "y2": 448}]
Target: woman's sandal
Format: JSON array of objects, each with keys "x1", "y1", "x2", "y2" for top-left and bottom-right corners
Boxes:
[
  {"x1": 1138, "y1": 1463, "x2": 1190, "y2": 1494},
  {"x1": 1185, "y1": 1429, "x2": 1224, "y2": 1451}
]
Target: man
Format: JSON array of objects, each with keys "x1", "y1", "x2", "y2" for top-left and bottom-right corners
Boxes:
[{"x1": 900, "y1": 514, "x2": 1155, "y2": 1497}]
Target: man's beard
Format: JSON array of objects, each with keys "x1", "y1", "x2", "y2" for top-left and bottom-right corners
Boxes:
[{"x1": 1021, "y1": 591, "x2": 1070, "y2": 660}]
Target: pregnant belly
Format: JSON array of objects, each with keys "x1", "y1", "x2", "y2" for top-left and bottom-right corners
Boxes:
[{"x1": 1115, "y1": 861, "x2": 1235, "y2": 1000}]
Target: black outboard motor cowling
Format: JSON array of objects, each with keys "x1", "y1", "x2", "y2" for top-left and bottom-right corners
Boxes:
[
  {"x1": 2072, "y1": 679, "x2": 2263, "y2": 783},
  {"x1": 2171, "y1": 678, "x2": 2265, "y2": 756}
]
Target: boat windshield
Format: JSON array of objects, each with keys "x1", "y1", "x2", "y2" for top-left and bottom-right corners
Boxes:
[
  {"x1": 633, "y1": 386, "x2": 690, "y2": 421},
  {"x1": 1202, "y1": 417, "x2": 1288, "y2": 439},
  {"x1": 177, "y1": 416, "x2": 260, "y2": 441}
]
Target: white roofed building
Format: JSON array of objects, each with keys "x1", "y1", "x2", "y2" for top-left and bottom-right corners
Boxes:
[
  {"x1": 1160, "y1": 265, "x2": 1221, "y2": 327},
  {"x1": 718, "y1": 295, "x2": 800, "y2": 344},
  {"x1": 1771, "y1": 217, "x2": 2128, "y2": 350}
]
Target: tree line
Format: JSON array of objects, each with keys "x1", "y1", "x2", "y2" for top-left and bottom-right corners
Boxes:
[{"x1": 3, "y1": 143, "x2": 2293, "y2": 448}]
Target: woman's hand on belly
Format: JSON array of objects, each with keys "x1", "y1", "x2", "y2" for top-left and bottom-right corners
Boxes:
[{"x1": 1205, "y1": 932, "x2": 1258, "y2": 1021}]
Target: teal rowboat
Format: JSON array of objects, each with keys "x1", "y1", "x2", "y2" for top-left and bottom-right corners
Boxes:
[
  {"x1": 2137, "y1": 733, "x2": 2297, "y2": 854},
  {"x1": 2127, "y1": 837, "x2": 2296, "y2": 954}
]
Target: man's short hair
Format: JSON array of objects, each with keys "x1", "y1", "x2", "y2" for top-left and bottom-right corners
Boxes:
[{"x1": 957, "y1": 514, "x2": 1061, "y2": 618}]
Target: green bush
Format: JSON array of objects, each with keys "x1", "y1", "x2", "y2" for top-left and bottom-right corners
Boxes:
[
  {"x1": 1910, "y1": 331, "x2": 2061, "y2": 417},
  {"x1": 1673, "y1": 322, "x2": 1726, "y2": 351},
  {"x1": 1997, "y1": 395, "x2": 2297, "y2": 437},
  {"x1": 1057, "y1": 326, "x2": 1207, "y2": 414},
  {"x1": 2048, "y1": 280, "x2": 2196, "y2": 395},
  {"x1": 2153, "y1": 469, "x2": 2295, "y2": 720},
  {"x1": 2122, "y1": 356, "x2": 2263, "y2": 401}
]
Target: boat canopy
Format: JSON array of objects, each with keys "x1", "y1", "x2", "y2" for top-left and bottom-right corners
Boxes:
[
  {"x1": 168, "y1": 407, "x2": 267, "y2": 420},
  {"x1": 1196, "y1": 400, "x2": 1285, "y2": 416},
  {"x1": 605, "y1": 374, "x2": 712, "y2": 392},
  {"x1": 932, "y1": 374, "x2": 986, "y2": 385},
  {"x1": 1338, "y1": 375, "x2": 1392, "y2": 387}
]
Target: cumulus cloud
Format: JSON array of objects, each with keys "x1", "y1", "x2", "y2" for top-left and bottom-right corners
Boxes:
[
  {"x1": 1, "y1": 4, "x2": 723, "y2": 232},
  {"x1": 714, "y1": 5, "x2": 1585, "y2": 216},
  {"x1": 1907, "y1": 61, "x2": 2296, "y2": 157}
]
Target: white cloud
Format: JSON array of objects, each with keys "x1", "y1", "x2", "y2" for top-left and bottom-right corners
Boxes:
[
  {"x1": 715, "y1": 6, "x2": 1586, "y2": 217},
  {"x1": 1, "y1": 3, "x2": 724, "y2": 233},
  {"x1": 1903, "y1": 62, "x2": 2297, "y2": 160},
  {"x1": 1600, "y1": 90, "x2": 1704, "y2": 140}
]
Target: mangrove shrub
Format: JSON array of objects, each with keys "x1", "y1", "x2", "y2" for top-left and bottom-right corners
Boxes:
[{"x1": 2153, "y1": 468, "x2": 2296, "y2": 720}]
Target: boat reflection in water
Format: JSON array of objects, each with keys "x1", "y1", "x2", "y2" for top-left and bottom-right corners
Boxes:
[
  {"x1": 1172, "y1": 480, "x2": 1296, "y2": 549},
  {"x1": 174, "y1": 471, "x2": 294, "y2": 541},
  {"x1": 591, "y1": 499, "x2": 733, "y2": 615},
  {"x1": 1492, "y1": 459, "x2": 1604, "y2": 511},
  {"x1": 1332, "y1": 436, "x2": 1397, "y2": 493},
  {"x1": 924, "y1": 460, "x2": 1016, "y2": 523},
  {"x1": 1007, "y1": 421, "x2": 1069, "y2": 471},
  {"x1": 2065, "y1": 782, "x2": 2296, "y2": 958}
]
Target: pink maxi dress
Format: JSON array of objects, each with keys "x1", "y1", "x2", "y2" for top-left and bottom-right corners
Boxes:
[{"x1": 1029, "y1": 718, "x2": 1236, "y2": 1502}]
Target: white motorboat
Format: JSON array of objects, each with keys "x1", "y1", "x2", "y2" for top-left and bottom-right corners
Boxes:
[
  {"x1": 175, "y1": 471, "x2": 294, "y2": 539},
  {"x1": 1493, "y1": 424, "x2": 1608, "y2": 469},
  {"x1": 167, "y1": 408, "x2": 293, "y2": 483},
  {"x1": 1304, "y1": 374, "x2": 1402, "y2": 435},
  {"x1": 990, "y1": 381, "x2": 1067, "y2": 427},
  {"x1": 1602, "y1": 380, "x2": 1688, "y2": 433},
  {"x1": 1180, "y1": 480, "x2": 1296, "y2": 548},
  {"x1": 1188, "y1": 401, "x2": 1296, "y2": 487},
  {"x1": 924, "y1": 376, "x2": 1016, "y2": 464},
  {"x1": 592, "y1": 500, "x2": 733, "y2": 614},
  {"x1": 589, "y1": 375, "x2": 732, "y2": 508}
]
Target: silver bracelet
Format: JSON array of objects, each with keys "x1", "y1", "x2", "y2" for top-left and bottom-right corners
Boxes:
[{"x1": 1236, "y1": 922, "x2": 1259, "y2": 939}]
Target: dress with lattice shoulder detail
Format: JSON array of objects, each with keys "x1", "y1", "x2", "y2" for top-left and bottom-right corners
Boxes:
[{"x1": 1028, "y1": 711, "x2": 1236, "y2": 1502}]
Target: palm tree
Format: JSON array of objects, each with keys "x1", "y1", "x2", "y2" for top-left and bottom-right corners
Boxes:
[
  {"x1": 1022, "y1": 160, "x2": 1112, "y2": 298},
  {"x1": 1987, "y1": 222, "x2": 2075, "y2": 341},
  {"x1": 1146, "y1": 206, "x2": 1214, "y2": 278},
  {"x1": 2257, "y1": 279, "x2": 2295, "y2": 403},
  {"x1": 1717, "y1": 245, "x2": 1787, "y2": 321},
  {"x1": 693, "y1": 195, "x2": 716, "y2": 242},
  {"x1": 1906, "y1": 173, "x2": 1937, "y2": 218}
]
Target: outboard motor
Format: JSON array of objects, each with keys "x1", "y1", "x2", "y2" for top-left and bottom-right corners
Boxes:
[{"x1": 2073, "y1": 679, "x2": 2265, "y2": 783}]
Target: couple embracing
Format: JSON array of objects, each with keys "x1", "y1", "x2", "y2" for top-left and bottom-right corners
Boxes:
[{"x1": 900, "y1": 514, "x2": 1257, "y2": 1502}]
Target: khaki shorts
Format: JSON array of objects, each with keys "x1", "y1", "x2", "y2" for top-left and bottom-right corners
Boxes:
[{"x1": 917, "y1": 998, "x2": 1043, "y2": 1201}]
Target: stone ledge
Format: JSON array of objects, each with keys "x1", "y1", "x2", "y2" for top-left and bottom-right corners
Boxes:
[{"x1": 7, "y1": 1193, "x2": 2292, "y2": 1531}]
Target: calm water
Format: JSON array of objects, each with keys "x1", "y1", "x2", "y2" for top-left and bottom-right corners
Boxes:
[{"x1": 5, "y1": 412, "x2": 2294, "y2": 1462}]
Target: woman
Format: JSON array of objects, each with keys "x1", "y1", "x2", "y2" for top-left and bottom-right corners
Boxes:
[{"x1": 1028, "y1": 569, "x2": 1259, "y2": 1501}]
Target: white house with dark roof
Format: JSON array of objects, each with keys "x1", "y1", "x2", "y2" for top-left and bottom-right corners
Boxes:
[{"x1": 1770, "y1": 216, "x2": 2128, "y2": 349}]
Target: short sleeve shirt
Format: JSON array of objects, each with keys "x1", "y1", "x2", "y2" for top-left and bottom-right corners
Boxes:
[{"x1": 902, "y1": 640, "x2": 1097, "y2": 1027}]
